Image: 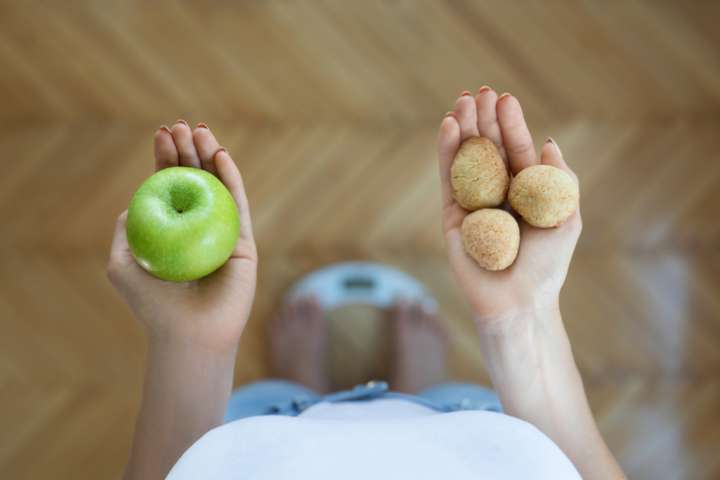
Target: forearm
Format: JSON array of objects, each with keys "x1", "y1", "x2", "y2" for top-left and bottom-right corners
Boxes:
[
  {"x1": 124, "y1": 336, "x2": 237, "y2": 480},
  {"x1": 477, "y1": 305, "x2": 624, "y2": 480}
]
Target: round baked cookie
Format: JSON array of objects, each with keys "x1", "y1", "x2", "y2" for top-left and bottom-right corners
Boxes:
[
  {"x1": 460, "y1": 209, "x2": 520, "y2": 271},
  {"x1": 508, "y1": 164, "x2": 579, "y2": 228},
  {"x1": 451, "y1": 136, "x2": 509, "y2": 210}
]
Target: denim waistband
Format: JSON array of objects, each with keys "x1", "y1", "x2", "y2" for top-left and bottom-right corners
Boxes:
[{"x1": 267, "y1": 380, "x2": 491, "y2": 416}]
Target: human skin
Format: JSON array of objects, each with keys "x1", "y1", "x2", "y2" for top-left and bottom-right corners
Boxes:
[
  {"x1": 108, "y1": 120, "x2": 257, "y2": 480},
  {"x1": 438, "y1": 88, "x2": 625, "y2": 479}
]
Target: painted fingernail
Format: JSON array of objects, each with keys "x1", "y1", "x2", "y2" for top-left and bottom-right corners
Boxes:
[
  {"x1": 478, "y1": 85, "x2": 491, "y2": 93},
  {"x1": 196, "y1": 122, "x2": 209, "y2": 129},
  {"x1": 175, "y1": 119, "x2": 189, "y2": 126},
  {"x1": 547, "y1": 137, "x2": 562, "y2": 154},
  {"x1": 498, "y1": 92, "x2": 512, "y2": 101},
  {"x1": 461, "y1": 90, "x2": 472, "y2": 97},
  {"x1": 159, "y1": 125, "x2": 172, "y2": 134}
]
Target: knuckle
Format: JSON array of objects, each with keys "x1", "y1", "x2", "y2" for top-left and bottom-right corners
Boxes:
[{"x1": 507, "y1": 141, "x2": 533, "y2": 157}]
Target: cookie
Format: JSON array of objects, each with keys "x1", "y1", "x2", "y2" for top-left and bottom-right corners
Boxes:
[
  {"x1": 461, "y1": 208, "x2": 520, "y2": 271},
  {"x1": 451, "y1": 137, "x2": 509, "y2": 210},
  {"x1": 508, "y1": 164, "x2": 578, "y2": 228}
]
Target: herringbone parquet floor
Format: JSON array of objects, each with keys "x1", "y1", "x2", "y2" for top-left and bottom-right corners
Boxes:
[{"x1": 1, "y1": 1, "x2": 719, "y2": 479}]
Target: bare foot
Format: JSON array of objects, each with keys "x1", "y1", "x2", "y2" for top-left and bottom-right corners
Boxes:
[
  {"x1": 390, "y1": 300, "x2": 448, "y2": 394},
  {"x1": 269, "y1": 296, "x2": 330, "y2": 393}
]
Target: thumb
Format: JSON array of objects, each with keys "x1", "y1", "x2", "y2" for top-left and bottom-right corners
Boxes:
[
  {"x1": 540, "y1": 137, "x2": 578, "y2": 183},
  {"x1": 107, "y1": 211, "x2": 145, "y2": 286}
]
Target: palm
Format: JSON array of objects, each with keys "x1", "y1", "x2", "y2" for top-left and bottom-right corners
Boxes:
[
  {"x1": 166, "y1": 255, "x2": 256, "y2": 344},
  {"x1": 108, "y1": 121, "x2": 257, "y2": 349},
  {"x1": 437, "y1": 89, "x2": 581, "y2": 320}
]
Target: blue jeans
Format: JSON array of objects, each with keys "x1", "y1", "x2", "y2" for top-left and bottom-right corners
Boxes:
[{"x1": 224, "y1": 380, "x2": 502, "y2": 422}]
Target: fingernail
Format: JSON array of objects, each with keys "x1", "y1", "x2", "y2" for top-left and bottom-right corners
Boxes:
[
  {"x1": 213, "y1": 147, "x2": 228, "y2": 157},
  {"x1": 498, "y1": 92, "x2": 512, "y2": 101},
  {"x1": 547, "y1": 137, "x2": 562, "y2": 154},
  {"x1": 444, "y1": 111, "x2": 456, "y2": 118},
  {"x1": 196, "y1": 122, "x2": 209, "y2": 129},
  {"x1": 461, "y1": 90, "x2": 472, "y2": 97},
  {"x1": 159, "y1": 125, "x2": 172, "y2": 134},
  {"x1": 478, "y1": 85, "x2": 491, "y2": 93},
  {"x1": 175, "y1": 119, "x2": 189, "y2": 126}
]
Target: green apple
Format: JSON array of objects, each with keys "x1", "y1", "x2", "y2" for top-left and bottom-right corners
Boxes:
[{"x1": 126, "y1": 167, "x2": 240, "y2": 282}]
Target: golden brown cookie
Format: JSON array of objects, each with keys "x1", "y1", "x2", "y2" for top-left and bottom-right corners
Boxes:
[
  {"x1": 451, "y1": 137, "x2": 509, "y2": 210},
  {"x1": 460, "y1": 209, "x2": 520, "y2": 271},
  {"x1": 508, "y1": 164, "x2": 579, "y2": 228}
]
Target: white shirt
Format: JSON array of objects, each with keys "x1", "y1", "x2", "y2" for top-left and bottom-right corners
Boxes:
[{"x1": 167, "y1": 399, "x2": 581, "y2": 479}]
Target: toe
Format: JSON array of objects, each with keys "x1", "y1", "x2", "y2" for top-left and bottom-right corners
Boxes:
[
  {"x1": 305, "y1": 296, "x2": 323, "y2": 319},
  {"x1": 171, "y1": 119, "x2": 201, "y2": 168},
  {"x1": 289, "y1": 298, "x2": 304, "y2": 320},
  {"x1": 497, "y1": 93, "x2": 537, "y2": 175},
  {"x1": 422, "y1": 305, "x2": 448, "y2": 340},
  {"x1": 475, "y1": 87, "x2": 506, "y2": 159},
  {"x1": 154, "y1": 126, "x2": 178, "y2": 171},
  {"x1": 297, "y1": 297, "x2": 313, "y2": 320},
  {"x1": 408, "y1": 302, "x2": 424, "y2": 325},
  {"x1": 305, "y1": 297, "x2": 326, "y2": 338},
  {"x1": 192, "y1": 123, "x2": 221, "y2": 174},
  {"x1": 274, "y1": 299, "x2": 295, "y2": 329},
  {"x1": 391, "y1": 299, "x2": 412, "y2": 328},
  {"x1": 453, "y1": 92, "x2": 480, "y2": 141}
]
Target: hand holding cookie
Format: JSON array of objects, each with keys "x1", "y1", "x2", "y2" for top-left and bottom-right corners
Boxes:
[{"x1": 437, "y1": 88, "x2": 582, "y2": 320}]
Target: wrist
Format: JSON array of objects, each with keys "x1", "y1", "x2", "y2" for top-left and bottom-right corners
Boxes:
[
  {"x1": 147, "y1": 330, "x2": 239, "y2": 361},
  {"x1": 473, "y1": 297, "x2": 561, "y2": 336},
  {"x1": 138, "y1": 309, "x2": 249, "y2": 355},
  {"x1": 474, "y1": 303, "x2": 571, "y2": 389},
  {"x1": 475, "y1": 304, "x2": 578, "y2": 404},
  {"x1": 144, "y1": 334, "x2": 238, "y2": 406}
]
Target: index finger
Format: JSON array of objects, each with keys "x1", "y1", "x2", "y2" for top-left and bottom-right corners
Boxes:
[{"x1": 213, "y1": 148, "x2": 255, "y2": 242}]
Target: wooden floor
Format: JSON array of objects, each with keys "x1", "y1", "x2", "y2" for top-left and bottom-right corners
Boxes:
[{"x1": 1, "y1": 1, "x2": 719, "y2": 478}]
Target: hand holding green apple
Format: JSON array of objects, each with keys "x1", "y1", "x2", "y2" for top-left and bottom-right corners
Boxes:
[{"x1": 107, "y1": 122, "x2": 257, "y2": 351}]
